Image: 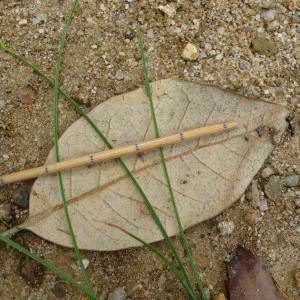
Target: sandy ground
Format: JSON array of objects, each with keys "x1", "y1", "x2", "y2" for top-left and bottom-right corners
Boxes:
[{"x1": 0, "y1": 0, "x2": 299, "y2": 299}]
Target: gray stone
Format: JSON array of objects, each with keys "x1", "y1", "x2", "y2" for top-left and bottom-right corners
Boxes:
[
  {"x1": 14, "y1": 187, "x2": 29, "y2": 209},
  {"x1": 32, "y1": 17, "x2": 42, "y2": 25},
  {"x1": 261, "y1": 167, "x2": 274, "y2": 178},
  {"x1": 281, "y1": 175, "x2": 299, "y2": 187},
  {"x1": 264, "y1": 176, "x2": 282, "y2": 201},
  {"x1": 115, "y1": 70, "x2": 124, "y2": 81},
  {"x1": 239, "y1": 59, "x2": 250, "y2": 70},
  {"x1": 158, "y1": 273, "x2": 166, "y2": 287},
  {"x1": 256, "y1": 126, "x2": 265, "y2": 137},
  {"x1": 107, "y1": 287, "x2": 127, "y2": 300},
  {"x1": 292, "y1": 12, "x2": 300, "y2": 24},
  {"x1": 262, "y1": 10, "x2": 275, "y2": 22}
]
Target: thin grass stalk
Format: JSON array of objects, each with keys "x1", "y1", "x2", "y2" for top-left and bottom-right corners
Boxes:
[
  {"x1": 0, "y1": 42, "x2": 196, "y2": 297},
  {"x1": 53, "y1": 1, "x2": 96, "y2": 298},
  {"x1": 104, "y1": 223, "x2": 196, "y2": 299},
  {"x1": 137, "y1": 24, "x2": 207, "y2": 300},
  {"x1": 0, "y1": 235, "x2": 99, "y2": 300}
]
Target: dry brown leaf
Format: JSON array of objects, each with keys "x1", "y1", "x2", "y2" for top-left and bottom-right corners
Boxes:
[
  {"x1": 226, "y1": 247, "x2": 286, "y2": 300},
  {"x1": 23, "y1": 79, "x2": 287, "y2": 251}
]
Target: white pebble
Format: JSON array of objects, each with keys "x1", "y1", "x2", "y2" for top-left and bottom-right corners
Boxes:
[
  {"x1": 91, "y1": 44, "x2": 97, "y2": 49},
  {"x1": 262, "y1": 10, "x2": 275, "y2": 22},
  {"x1": 182, "y1": 43, "x2": 199, "y2": 61},
  {"x1": 158, "y1": 4, "x2": 176, "y2": 18},
  {"x1": 217, "y1": 26, "x2": 225, "y2": 35},
  {"x1": 18, "y1": 19, "x2": 28, "y2": 26},
  {"x1": 217, "y1": 221, "x2": 235, "y2": 236},
  {"x1": 78, "y1": 258, "x2": 89, "y2": 269},
  {"x1": 216, "y1": 53, "x2": 224, "y2": 60}
]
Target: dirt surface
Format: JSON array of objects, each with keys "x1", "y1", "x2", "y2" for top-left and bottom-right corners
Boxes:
[{"x1": 0, "y1": 0, "x2": 299, "y2": 299}]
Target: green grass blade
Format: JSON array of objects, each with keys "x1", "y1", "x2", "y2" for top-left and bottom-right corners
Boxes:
[
  {"x1": 52, "y1": 1, "x2": 96, "y2": 298},
  {"x1": 0, "y1": 42, "x2": 195, "y2": 297},
  {"x1": 137, "y1": 24, "x2": 207, "y2": 300},
  {"x1": 0, "y1": 235, "x2": 99, "y2": 300}
]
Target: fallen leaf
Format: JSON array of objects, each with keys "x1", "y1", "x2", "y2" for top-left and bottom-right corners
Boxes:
[
  {"x1": 226, "y1": 247, "x2": 286, "y2": 300},
  {"x1": 23, "y1": 79, "x2": 287, "y2": 250}
]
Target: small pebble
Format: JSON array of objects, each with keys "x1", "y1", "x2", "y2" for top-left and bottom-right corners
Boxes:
[
  {"x1": 292, "y1": 12, "x2": 300, "y2": 24},
  {"x1": 250, "y1": 37, "x2": 278, "y2": 56},
  {"x1": 91, "y1": 44, "x2": 97, "y2": 49},
  {"x1": 256, "y1": 126, "x2": 265, "y2": 137},
  {"x1": 80, "y1": 258, "x2": 89, "y2": 270},
  {"x1": 295, "y1": 198, "x2": 300, "y2": 208},
  {"x1": 158, "y1": 4, "x2": 176, "y2": 18},
  {"x1": 217, "y1": 221, "x2": 235, "y2": 236},
  {"x1": 14, "y1": 188, "x2": 29, "y2": 209},
  {"x1": 158, "y1": 273, "x2": 166, "y2": 288},
  {"x1": 251, "y1": 180, "x2": 260, "y2": 208},
  {"x1": 215, "y1": 53, "x2": 224, "y2": 60},
  {"x1": 107, "y1": 287, "x2": 127, "y2": 300},
  {"x1": 281, "y1": 175, "x2": 299, "y2": 187},
  {"x1": 182, "y1": 43, "x2": 199, "y2": 61},
  {"x1": 115, "y1": 70, "x2": 124, "y2": 81},
  {"x1": 147, "y1": 29, "x2": 154, "y2": 39},
  {"x1": 51, "y1": 282, "x2": 66, "y2": 299},
  {"x1": 296, "y1": 226, "x2": 300, "y2": 233},
  {"x1": 32, "y1": 17, "x2": 42, "y2": 25},
  {"x1": 203, "y1": 287, "x2": 211, "y2": 300},
  {"x1": 217, "y1": 27, "x2": 225, "y2": 35},
  {"x1": 261, "y1": 167, "x2": 274, "y2": 178},
  {"x1": 264, "y1": 176, "x2": 282, "y2": 201},
  {"x1": 212, "y1": 293, "x2": 227, "y2": 300},
  {"x1": 239, "y1": 59, "x2": 250, "y2": 70},
  {"x1": 267, "y1": 20, "x2": 280, "y2": 31},
  {"x1": 259, "y1": 199, "x2": 268, "y2": 212},
  {"x1": 262, "y1": 10, "x2": 275, "y2": 22},
  {"x1": 18, "y1": 19, "x2": 28, "y2": 26},
  {"x1": 244, "y1": 209, "x2": 260, "y2": 225}
]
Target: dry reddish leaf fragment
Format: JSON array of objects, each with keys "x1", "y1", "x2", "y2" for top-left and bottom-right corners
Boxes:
[{"x1": 226, "y1": 247, "x2": 286, "y2": 300}]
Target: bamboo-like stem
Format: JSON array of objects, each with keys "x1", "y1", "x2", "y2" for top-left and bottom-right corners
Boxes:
[{"x1": 0, "y1": 122, "x2": 237, "y2": 185}]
